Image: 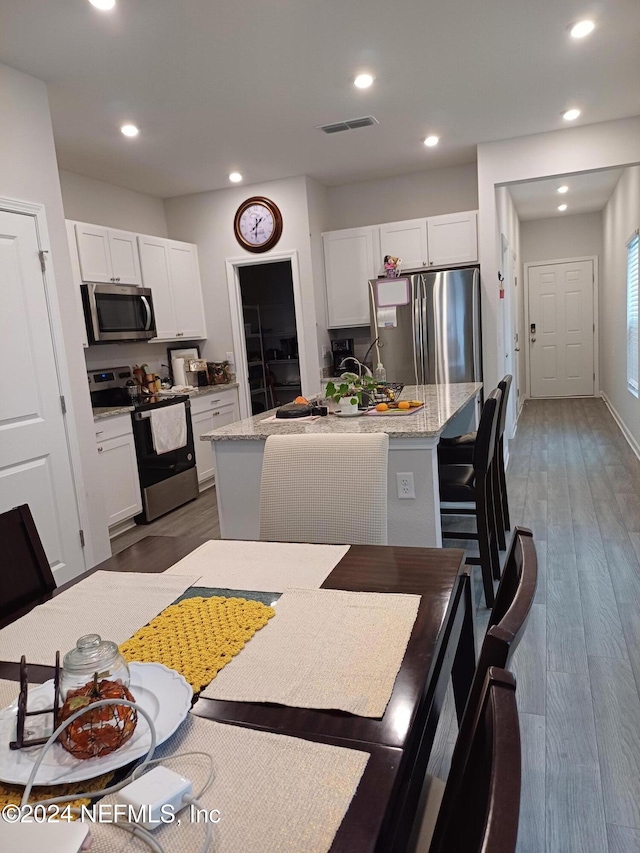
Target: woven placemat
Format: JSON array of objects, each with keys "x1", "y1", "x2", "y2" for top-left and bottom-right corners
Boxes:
[
  {"x1": 165, "y1": 539, "x2": 350, "y2": 591},
  {"x1": 203, "y1": 587, "x2": 420, "y2": 717},
  {"x1": 0, "y1": 679, "x2": 20, "y2": 711},
  {"x1": 119, "y1": 596, "x2": 275, "y2": 692},
  {"x1": 0, "y1": 572, "x2": 197, "y2": 665},
  {"x1": 88, "y1": 714, "x2": 369, "y2": 853}
]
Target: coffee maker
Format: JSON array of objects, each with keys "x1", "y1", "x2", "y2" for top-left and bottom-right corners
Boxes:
[{"x1": 331, "y1": 338, "x2": 355, "y2": 375}]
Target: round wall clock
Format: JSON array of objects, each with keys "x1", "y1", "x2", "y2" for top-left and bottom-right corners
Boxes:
[{"x1": 233, "y1": 196, "x2": 283, "y2": 253}]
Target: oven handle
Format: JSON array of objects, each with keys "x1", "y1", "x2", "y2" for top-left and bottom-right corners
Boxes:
[
  {"x1": 134, "y1": 400, "x2": 191, "y2": 420},
  {"x1": 141, "y1": 296, "x2": 152, "y2": 331}
]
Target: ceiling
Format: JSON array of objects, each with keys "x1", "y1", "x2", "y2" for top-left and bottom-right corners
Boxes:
[
  {"x1": 1, "y1": 0, "x2": 639, "y2": 198},
  {"x1": 508, "y1": 168, "x2": 624, "y2": 220}
]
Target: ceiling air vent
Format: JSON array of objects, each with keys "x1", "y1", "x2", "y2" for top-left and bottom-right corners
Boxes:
[{"x1": 318, "y1": 116, "x2": 379, "y2": 134}]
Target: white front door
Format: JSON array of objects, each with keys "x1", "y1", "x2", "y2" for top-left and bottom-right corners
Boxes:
[
  {"x1": 0, "y1": 209, "x2": 85, "y2": 583},
  {"x1": 528, "y1": 259, "x2": 594, "y2": 398}
]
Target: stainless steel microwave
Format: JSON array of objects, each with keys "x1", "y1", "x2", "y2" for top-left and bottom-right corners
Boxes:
[{"x1": 81, "y1": 283, "x2": 156, "y2": 343}]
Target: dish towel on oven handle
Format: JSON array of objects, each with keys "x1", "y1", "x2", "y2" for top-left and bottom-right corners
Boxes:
[{"x1": 150, "y1": 402, "x2": 187, "y2": 454}]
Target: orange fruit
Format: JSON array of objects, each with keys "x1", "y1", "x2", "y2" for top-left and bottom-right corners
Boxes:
[
  {"x1": 376, "y1": 403, "x2": 389, "y2": 412},
  {"x1": 294, "y1": 396, "x2": 309, "y2": 404},
  {"x1": 398, "y1": 401, "x2": 411, "y2": 410}
]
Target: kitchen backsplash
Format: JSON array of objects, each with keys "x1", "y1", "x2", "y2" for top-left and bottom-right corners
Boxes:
[{"x1": 84, "y1": 340, "x2": 202, "y2": 381}]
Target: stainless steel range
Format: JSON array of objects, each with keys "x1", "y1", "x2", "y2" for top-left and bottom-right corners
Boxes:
[{"x1": 88, "y1": 366, "x2": 199, "y2": 523}]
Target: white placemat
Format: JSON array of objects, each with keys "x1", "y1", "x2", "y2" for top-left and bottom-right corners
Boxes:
[
  {"x1": 165, "y1": 539, "x2": 350, "y2": 591},
  {"x1": 0, "y1": 572, "x2": 196, "y2": 665},
  {"x1": 203, "y1": 587, "x2": 420, "y2": 717},
  {"x1": 88, "y1": 714, "x2": 369, "y2": 853},
  {"x1": 0, "y1": 679, "x2": 20, "y2": 710}
]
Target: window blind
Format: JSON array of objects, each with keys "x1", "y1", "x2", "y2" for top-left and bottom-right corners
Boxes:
[{"x1": 628, "y1": 231, "x2": 639, "y2": 396}]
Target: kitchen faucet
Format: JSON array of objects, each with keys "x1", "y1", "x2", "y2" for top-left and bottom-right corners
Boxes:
[{"x1": 338, "y1": 356, "x2": 372, "y2": 378}]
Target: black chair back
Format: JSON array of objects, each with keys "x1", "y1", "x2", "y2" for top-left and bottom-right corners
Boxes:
[
  {"x1": 472, "y1": 387, "x2": 502, "y2": 475},
  {"x1": 497, "y1": 374, "x2": 512, "y2": 441},
  {"x1": 429, "y1": 667, "x2": 521, "y2": 853},
  {"x1": 0, "y1": 505, "x2": 55, "y2": 624}
]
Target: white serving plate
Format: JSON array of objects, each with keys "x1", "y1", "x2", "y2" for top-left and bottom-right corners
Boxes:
[{"x1": 0, "y1": 662, "x2": 192, "y2": 786}]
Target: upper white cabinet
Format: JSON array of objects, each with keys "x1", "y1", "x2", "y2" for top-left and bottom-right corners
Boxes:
[
  {"x1": 75, "y1": 223, "x2": 142, "y2": 286},
  {"x1": 323, "y1": 211, "x2": 478, "y2": 327},
  {"x1": 323, "y1": 227, "x2": 377, "y2": 328},
  {"x1": 426, "y1": 211, "x2": 478, "y2": 267},
  {"x1": 378, "y1": 219, "x2": 429, "y2": 273},
  {"x1": 138, "y1": 236, "x2": 207, "y2": 341}
]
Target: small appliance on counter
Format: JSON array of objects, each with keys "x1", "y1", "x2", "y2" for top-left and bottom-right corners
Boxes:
[
  {"x1": 88, "y1": 366, "x2": 198, "y2": 523},
  {"x1": 275, "y1": 402, "x2": 327, "y2": 419},
  {"x1": 331, "y1": 338, "x2": 355, "y2": 375}
]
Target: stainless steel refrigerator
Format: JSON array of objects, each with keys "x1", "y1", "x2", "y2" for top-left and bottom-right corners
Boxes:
[{"x1": 368, "y1": 267, "x2": 481, "y2": 385}]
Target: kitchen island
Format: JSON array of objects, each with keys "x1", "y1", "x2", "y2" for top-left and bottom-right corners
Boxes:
[{"x1": 202, "y1": 383, "x2": 481, "y2": 547}]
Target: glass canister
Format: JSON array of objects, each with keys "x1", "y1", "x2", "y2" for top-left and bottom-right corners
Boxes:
[{"x1": 60, "y1": 634, "x2": 130, "y2": 700}]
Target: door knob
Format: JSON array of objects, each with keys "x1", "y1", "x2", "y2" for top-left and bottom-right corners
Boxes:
[{"x1": 514, "y1": 347, "x2": 520, "y2": 352}]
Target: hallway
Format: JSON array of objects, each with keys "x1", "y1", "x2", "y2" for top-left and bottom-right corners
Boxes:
[{"x1": 432, "y1": 397, "x2": 640, "y2": 852}]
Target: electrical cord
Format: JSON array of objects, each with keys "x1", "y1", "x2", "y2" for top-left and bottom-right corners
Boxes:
[{"x1": 18, "y1": 700, "x2": 214, "y2": 853}]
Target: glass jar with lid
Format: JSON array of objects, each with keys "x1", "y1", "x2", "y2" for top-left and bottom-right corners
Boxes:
[{"x1": 60, "y1": 634, "x2": 130, "y2": 700}]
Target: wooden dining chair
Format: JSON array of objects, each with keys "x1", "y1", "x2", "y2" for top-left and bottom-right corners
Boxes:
[
  {"x1": 439, "y1": 388, "x2": 502, "y2": 608},
  {"x1": 409, "y1": 667, "x2": 521, "y2": 853},
  {"x1": 259, "y1": 433, "x2": 389, "y2": 545},
  {"x1": 0, "y1": 504, "x2": 56, "y2": 624},
  {"x1": 439, "y1": 375, "x2": 512, "y2": 550}
]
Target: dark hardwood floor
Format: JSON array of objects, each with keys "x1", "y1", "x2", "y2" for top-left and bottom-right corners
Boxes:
[{"x1": 110, "y1": 398, "x2": 640, "y2": 852}]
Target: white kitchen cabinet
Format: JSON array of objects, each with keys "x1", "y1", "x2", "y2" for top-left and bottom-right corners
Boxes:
[
  {"x1": 426, "y1": 211, "x2": 478, "y2": 267},
  {"x1": 378, "y1": 219, "x2": 429, "y2": 273},
  {"x1": 138, "y1": 236, "x2": 207, "y2": 341},
  {"x1": 191, "y1": 391, "x2": 239, "y2": 488},
  {"x1": 168, "y1": 240, "x2": 207, "y2": 339},
  {"x1": 323, "y1": 227, "x2": 377, "y2": 327},
  {"x1": 94, "y1": 416, "x2": 142, "y2": 528},
  {"x1": 66, "y1": 221, "x2": 88, "y2": 348},
  {"x1": 75, "y1": 223, "x2": 142, "y2": 285}
]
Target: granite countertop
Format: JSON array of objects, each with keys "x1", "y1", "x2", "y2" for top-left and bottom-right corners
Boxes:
[
  {"x1": 93, "y1": 383, "x2": 239, "y2": 420},
  {"x1": 202, "y1": 382, "x2": 482, "y2": 441}
]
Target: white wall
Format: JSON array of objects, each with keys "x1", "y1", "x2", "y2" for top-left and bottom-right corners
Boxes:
[
  {"x1": 327, "y1": 162, "x2": 478, "y2": 230},
  {"x1": 477, "y1": 115, "x2": 640, "y2": 395},
  {"x1": 305, "y1": 176, "x2": 332, "y2": 372},
  {"x1": 602, "y1": 166, "x2": 640, "y2": 452},
  {"x1": 164, "y1": 176, "x2": 322, "y2": 397},
  {"x1": 521, "y1": 212, "x2": 603, "y2": 264},
  {"x1": 59, "y1": 170, "x2": 168, "y2": 236},
  {"x1": 0, "y1": 63, "x2": 110, "y2": 566},
  {"x1": 495, "y1": 186, "x2": 521, "y2": 430}
]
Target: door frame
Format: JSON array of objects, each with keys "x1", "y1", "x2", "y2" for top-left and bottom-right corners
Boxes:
[
  {"x1": 524, "y1": 255, "x2": 599, "y2": 399},
  {"x1": 0, "y1": 195, "x2": 90, "y2": 570},
  {"x1": 225, "y1": 250, "x2": 309, "y2": 419}
]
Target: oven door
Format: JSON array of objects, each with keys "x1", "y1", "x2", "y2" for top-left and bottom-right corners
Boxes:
[
  {"x1": 82, "y1": 283, "x2": 156, "y2": 342},
  {"x1": 132, "y1": 401, "x2": 196, "y2": 489}
]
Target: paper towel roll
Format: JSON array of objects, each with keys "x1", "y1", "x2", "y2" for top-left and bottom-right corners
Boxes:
[{"x1": 172, "y1": 357, "x2": 187, "y2": 387}]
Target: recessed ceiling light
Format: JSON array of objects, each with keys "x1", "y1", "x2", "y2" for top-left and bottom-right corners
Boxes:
[
  {"x1": 558, "y1": 204, "x2": 568, "y2": 211},
  {"x1": 89, "y1": 0, "x2": 116, "y2": 9},
  {"x1": 120, "y1": 124, "x2": 139, "y2": 137},
  {"x1": 229, "y1": 172, "x2": 243, "y2": 183},
  {"x1": 570, "y1": 19, "x2": 595, "y2": 38},
  {"x1": 557, "y1": 185, "x2": 569, "y2": 194},
  {"x1": 563, "y1": 108, "x2": 581, "y2": 121},
  {"x1": 354, "y1": 74, "x2": 375, "y2": 89},
  {"x1": 423, "y1": 135, "x2": 439, "y2": 147}
]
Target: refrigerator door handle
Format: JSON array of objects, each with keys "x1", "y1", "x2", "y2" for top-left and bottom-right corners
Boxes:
[
  {"x1": 420, "y1": 276, "x2": 428, "y2": 385},
  {"x1": 411, "y1": 277, "x2": 421, "y2": 386}
]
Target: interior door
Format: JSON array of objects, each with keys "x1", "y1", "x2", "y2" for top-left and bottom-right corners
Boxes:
[
  {"x1": 0, "y1": 209, "x2": 85, "y2": 583},
  {"x1": 528, "y1": 260, "x2": 594, "y2": 397}
]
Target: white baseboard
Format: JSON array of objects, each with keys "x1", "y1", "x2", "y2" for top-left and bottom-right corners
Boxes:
[{"x1": 601, "y1": 392, "x2": 640, "y2": 461}]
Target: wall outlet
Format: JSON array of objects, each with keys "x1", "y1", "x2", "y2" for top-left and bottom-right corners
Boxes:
[
  {"x1": 396, "y1": 472, "x2": 415, "y2": 499},
  {"x1": 226, "y1": 351, "x2": 235, "y2": 367}
]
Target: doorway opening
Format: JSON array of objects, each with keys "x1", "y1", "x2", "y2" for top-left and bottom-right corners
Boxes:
[{"x1": 239, "y1": 260, "x2": 301, "y2": 415}]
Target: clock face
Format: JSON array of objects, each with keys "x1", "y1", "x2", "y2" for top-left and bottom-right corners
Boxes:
[{"x1": 233, "y1": 197, "x2": 283, "y2": 253}]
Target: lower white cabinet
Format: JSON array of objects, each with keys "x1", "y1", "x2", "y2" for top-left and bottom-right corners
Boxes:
[
  {"x1": 94, "y1": 415, "x2": 142, "y2": 528},
  {"x1": 191, "y1": 391, "x2": 239, "y2": 488}
]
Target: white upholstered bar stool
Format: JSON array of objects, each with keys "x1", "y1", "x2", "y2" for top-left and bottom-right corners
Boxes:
[{"x1": 259, "y1": 433, "x2": 389, "y2": 545}]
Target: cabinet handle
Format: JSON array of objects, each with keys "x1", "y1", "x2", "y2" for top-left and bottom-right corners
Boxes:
[
  {"x1": 176, "y1": 331, "x2": 184, "y2": 337},
  {"x1": 116, "y1": 277, "x2": 121, "y2": 282},
  {"x1": 212, "y1": 412, "x2": 220, "y2": 417},
  {"x1": 95, "y1": 430, "x2": 104, "y2": 435},
  {"x1": 210, "y1": 399, "x2": 221, "y2": 405},
  {"x1": 423, "y1": 261, "x2": 427, "y2": 266},
  {"x1": 110, "y1": 277, "x2": 115, "y2": 282},
  {"x1": 97, "y1": 446, "x2": 103, "y2": 452}
]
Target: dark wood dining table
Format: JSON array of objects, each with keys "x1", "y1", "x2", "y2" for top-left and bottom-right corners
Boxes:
[{"x1": 0, "y1": 534, "x2": 475, "y2": 853}]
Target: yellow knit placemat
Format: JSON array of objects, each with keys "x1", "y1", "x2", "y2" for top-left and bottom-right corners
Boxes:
[
  {"x1": 0, "y1": 771, "x2": 114, "y2": 812},
  {"x1": 119, "y1": 596, "x2": 275, "y2": 692}
]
